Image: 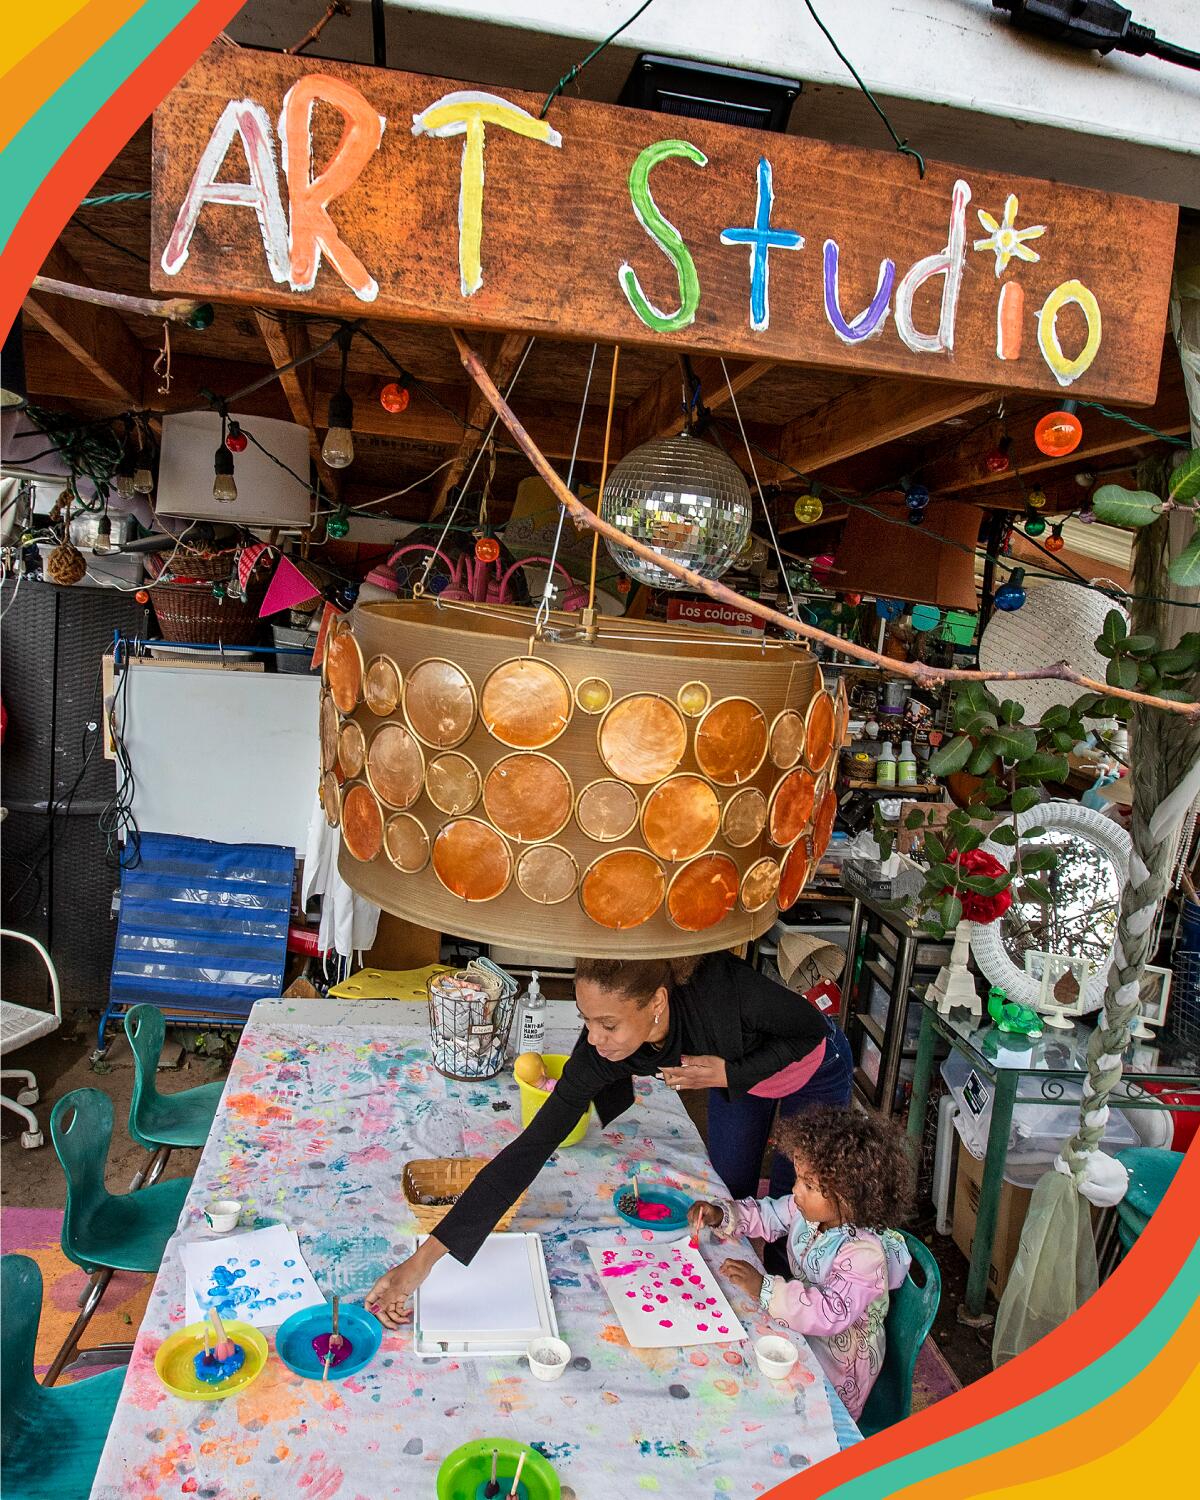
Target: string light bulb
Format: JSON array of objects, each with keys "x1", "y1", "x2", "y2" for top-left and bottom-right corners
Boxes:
[
  {"x1": 994, "y1": 568, "x2": 1027, "y2": 612},
  {"x1": 92, "y1": 515, "x2": 114, "y2": 556},
  {"x1": 1023, "y1": 514, "x2": 1047, "y2": 538},
  {"x1": 1044, "y1": 523, "x2": 1066, "y2": 553},
  {"x1": 322, "y1": 327, "x2": 356, "y2": 469},
  {"x1": 474, "y1": 535, "x2": 500, "y2": 563},
  {"x1": 984, "y1": 437, "x2": 1013, "y2": 474},
  {"x1": 225, "y1": 421, "x2": 248, "y2": 454},
  {"x1": 326, "y1": 507, "x2": 350, "y2": 539},
  {"x1": 112, "y1": 447, "x2": 136, "y2": 500},
  {"x1": 792, "y1": 492, "x2": 824, "y2": 524},
  {"x1": 1027, "y1": 487, "x2": 1047, "y2": 509},
  {"x1": 1034, "y1": 400, "x2": 1082, "y2": 457},
  {"x1": 212, "y1": 440, "x2": 237, "y2": 503},
  {"x1": 380, "y1": 380, "x2": 411, "y2": 414},
  {"x1": 905, "y1": 483, "x2": 930, "y2": 511},
  {"x1": 132, "y1": 463, "x2": 154, "y2": 495}
]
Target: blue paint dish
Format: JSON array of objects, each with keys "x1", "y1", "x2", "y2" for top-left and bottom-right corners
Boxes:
[
  {"x1": 612, "y1": 1184, "x2": 692, "y2": 1232},
  {"x1": 275, "y1": 1303, "x2": 382, "y2": 1381}
]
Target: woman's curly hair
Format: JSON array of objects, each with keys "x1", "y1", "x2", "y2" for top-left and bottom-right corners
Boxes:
[
  {"x1": 775, "y1": 1106, "x2": 913, "y2": 1232},
  {"x1": 574, "y1": 956, "x2": 700, "y2": 1007}
]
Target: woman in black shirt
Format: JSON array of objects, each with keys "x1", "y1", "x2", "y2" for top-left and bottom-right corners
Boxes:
[{"x1": 367, "y1": 951, "x2": 852, "y2": 1327}]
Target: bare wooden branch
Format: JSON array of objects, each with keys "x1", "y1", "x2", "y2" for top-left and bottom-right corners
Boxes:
[
  {"x1": 452, "y1": 330, "x2": 1200, "y2": 723},
  {"x1": 30, "y1": 276, "x2": 206, "y2": 325},
  {"x1": 286, "y1": 0, "x2": 351, "y2": 55}
]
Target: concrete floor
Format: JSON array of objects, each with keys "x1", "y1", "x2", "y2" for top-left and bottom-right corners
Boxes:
[{"x1": 2, "y1": 1014, "x2": 994, "y2": 1387}]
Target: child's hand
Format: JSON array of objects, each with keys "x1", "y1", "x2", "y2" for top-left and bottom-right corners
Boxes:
[
  {"x1": 687, "y1": 1202, "x2": 723, "y2": 1237},
  {"x1": 721, "y1": 1258, "x2": 765, "y2": 1302}
]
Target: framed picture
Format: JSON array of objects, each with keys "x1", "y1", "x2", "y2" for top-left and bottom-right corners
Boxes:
[
  {"x1": 1025, "y1": 950, "x2": 1088, "y2": 1030},
  {"x1": 1131, "y1": 965, "x2": 1172, "y2": 1038}
]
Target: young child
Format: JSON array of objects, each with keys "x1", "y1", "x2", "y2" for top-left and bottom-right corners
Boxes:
[{"x1": 688, "y1": 1106, "x2": 914, "y2": 1420}]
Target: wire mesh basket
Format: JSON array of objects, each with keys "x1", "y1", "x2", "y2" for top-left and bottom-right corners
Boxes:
[{"x1": 426, "y1": 956, "x2": 518, "y2": 1080}]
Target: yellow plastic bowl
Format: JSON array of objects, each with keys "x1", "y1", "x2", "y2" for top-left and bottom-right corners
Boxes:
[
  {"x1": 155, "y1": 1319, "x2": 269, "y2": 1400},
  {"x1": 515, "y1": 1053, "x2": 589, "y2": 1146}
]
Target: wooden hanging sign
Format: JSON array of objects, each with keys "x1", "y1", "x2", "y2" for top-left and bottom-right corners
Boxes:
[{"x1": 151, "y1": 47, "x2": 1178, "y2": 404}]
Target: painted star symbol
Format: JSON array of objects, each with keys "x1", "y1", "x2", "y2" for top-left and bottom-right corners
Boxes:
[{"x1": 973, "y1": 194, "x2": 1046, "y2": 276}]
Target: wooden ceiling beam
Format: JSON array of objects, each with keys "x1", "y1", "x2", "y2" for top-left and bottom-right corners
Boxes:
[
  {"x1": 621, "y1": 355, "x2": 774, "y2": 454},
  {"x1": 430, "y1": 331, "x2": 531, "y2": 518},
  {"x1": 921, "y1": 369, "x2": 1189, "y2": 494},
  {"x1": 22, "y1": 245, "x2": 144, "y2": 409}
]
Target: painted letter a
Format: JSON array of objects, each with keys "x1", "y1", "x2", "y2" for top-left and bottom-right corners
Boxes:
[{"x1": 619, "y1": 140, "x2": 707, "y2": 333}]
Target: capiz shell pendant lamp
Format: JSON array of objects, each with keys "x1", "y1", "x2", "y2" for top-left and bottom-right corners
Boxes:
[{"x1": 328, "y1": 600, "x2": 842, "y2": 957}]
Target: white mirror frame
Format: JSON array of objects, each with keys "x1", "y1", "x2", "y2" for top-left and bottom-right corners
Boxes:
[{"x1": 969, "y1": 801, "x2": 1132, "y2": 1013}]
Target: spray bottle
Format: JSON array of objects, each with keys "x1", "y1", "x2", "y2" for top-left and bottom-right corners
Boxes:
[{"x1": 515, "y1": 970, "x2": 545, "y2": 1054}]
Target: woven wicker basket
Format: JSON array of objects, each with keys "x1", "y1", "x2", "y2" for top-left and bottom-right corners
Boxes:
[
  {"x1": 401, "y1": 1157, "x2": 526, "y2": 1233},
  {"x1": 151, "y1": 582, "x2": 262, "y2": 645}
]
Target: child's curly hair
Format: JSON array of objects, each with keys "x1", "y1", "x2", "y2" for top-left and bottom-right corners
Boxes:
[{"x1": 775, "y1": 1106, "x2": 913, "y2": 1232}]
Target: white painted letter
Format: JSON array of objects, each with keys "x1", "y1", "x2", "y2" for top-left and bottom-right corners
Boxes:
[{"x1": 894, "y1": 178, "x2": 972, "y2": 355}]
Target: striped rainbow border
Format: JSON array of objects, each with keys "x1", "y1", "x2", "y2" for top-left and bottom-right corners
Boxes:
[{"x1": 0, "y1": 5, "x2": 1196, "y2": 1491}]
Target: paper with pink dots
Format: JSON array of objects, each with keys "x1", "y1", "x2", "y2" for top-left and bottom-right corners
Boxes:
[{"x1": 588, "y1": 1238, "x2": 748, "y2": 1348}]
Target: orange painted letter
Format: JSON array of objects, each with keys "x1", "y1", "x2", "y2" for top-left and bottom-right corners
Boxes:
[{"x1": 281, "y1": 74, "x2": 385, "y2": 302}]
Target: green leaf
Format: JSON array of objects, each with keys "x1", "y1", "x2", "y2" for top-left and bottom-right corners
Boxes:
[
  {"x1": 1038, "y1": 705, "x2": 1070, "y2": 729},
  {"x1": 1019, "y1": 879, "x2": 1054, "y2": 904},
  {"x1": 925, "y1": 835, "x2": 947, "y2": 863},
  {"x1": 1168, "y1": 530, "x2": 1200, "y2": 588},
  {"x1": 926, "y1": 735, "x2": 974, "y2": 776},
  {"x1": 955, "y1": 682, "x2": 1000, "y2": 717},
  {"x1": 1023, "y1": 826, "x2": 1047, "y2": 840},
  {"x1": 947, "y1": 808, "x2": 971, "y2": 829},
  {"x1": 968, "y1": 803, "x2": 996, "y2": 821},
  {"x1": 931, "y1": 861, "x2": 958, "y2": 889},
  {"x1": 1106, "y1": 657, "x2": 1139, "y2": 690},
  {"x1": 967, "y1": 742, "x2": 998, "y2": 777},
  {"x1": 1154, "y1": 688, "x2": 1198, "y2": 703},
  {"x1": 999, "y1": 699, "x2": 1025, "y2": 724},
  {"x1": 1102, "y1": 609, "x2": 1128, "y2": 646},
  {"x1": 905, "y1": 808, "x2": 927, "y2": 830},
  {"x1": 1052, "y1": 728, "x2": 1078, "y2": 751},
  {"x1": 1020, "y1": 848, "x2": 1058, "y2": 872},
  {"x1": 938, "y1": 893, "x2": 963, "y2": 931},
  {"x1": 957, "y1": 710, "x2": 999, "y2": 737},
  {"x1": 1071, "y1": 693, "x2": 1103, "y2": 718},
  {"x1": 1138, "y1": 663, "x2": 1160, "y2": 689},
  {"x1": 1011, "y1": 787, "x2": 1040, "y2": 813},
  {"x1": 1018, "y1": 752, "x2": 1070, "y2": 783},
  {"x1": 989, "y1": 824, "x2": 1017, "y2": 845},
  {"x1": 1091, "y1": 485, "x2": 1163, "y2": 529},
  {"x1": 988, "y1": 726, "x2": 1039, "y2": 761},
  {"x1": 1154, "y1": 646, "x2": 1200, "y2": 678},
  {"x1": 922, "y1": 920, "x2": 947, "y2": 940},
  {"x1": 956, "y1": 827, "x2": 986, "y2": 854},
  {"x1": 1121, "y1": 634, "x2": 1157, "y2": 657},
  {"x1": 982, "y1": 783, "x2": 1009, "y2": 806},
  {"x1": 1167, "y1": 448, "x2": 1200, "y2": 503}
]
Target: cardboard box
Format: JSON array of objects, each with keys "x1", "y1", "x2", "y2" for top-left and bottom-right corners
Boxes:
[{"x1": 951, "y1": 1145, "x2": 1033, "y2": 1299}]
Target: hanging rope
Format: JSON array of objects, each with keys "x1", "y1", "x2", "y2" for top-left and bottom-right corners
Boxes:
[
  {"x1": 537, "y1": 341, "x2": 598, "y2": 631},
  {"x1": 588, "y1": 346, "x2": 622, "y2": 614}
]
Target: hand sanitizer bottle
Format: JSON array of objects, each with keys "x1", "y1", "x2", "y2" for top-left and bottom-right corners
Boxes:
[
  {"x1": 898, "y1": 739, "x2": 917, "y2": 787},
  {"x1": 516, "y1": 971, "x2": 545, "y2": 1053},
  {"x1": 875, "y1": 741, "x2": 896, "y2": 786}
]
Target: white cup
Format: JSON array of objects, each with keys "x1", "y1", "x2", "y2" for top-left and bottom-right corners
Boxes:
[
  {"x1": 755, "y1": 1334, "x2": 799, "y2": 1380},
  {"x1": 203, "y1": 1199, "x2": 243, "y2": 1234},
  {"x1": 526, "y1": 1336, "x2": 571, "y2": 1381}
]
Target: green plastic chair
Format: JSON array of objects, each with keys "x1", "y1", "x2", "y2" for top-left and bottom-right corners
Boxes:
[
  {"x1": 858, "y1": 1232, "x2": 942, "y2": 1438},
  {"x1": 2, "y1": 1254, "x2": 126, "y2": 1500},
  {"x1": 125, "y1": 1003, "x2": 224, "y2": 1154},
  {"x1": 46, "y1": 1088, "x2": 191, "y2": 1384}
]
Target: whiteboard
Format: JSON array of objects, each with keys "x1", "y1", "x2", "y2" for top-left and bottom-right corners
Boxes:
[{"x1": 115, "y1": 664, "x2": 319, "y2": 852}]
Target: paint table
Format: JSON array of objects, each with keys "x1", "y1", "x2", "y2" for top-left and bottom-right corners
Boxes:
[{"x1": 90, "y1": 998, "x2": 858, "y2": 1499}]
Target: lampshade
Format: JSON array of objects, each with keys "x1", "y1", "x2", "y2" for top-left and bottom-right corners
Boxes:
[
  {"x1": 156, "y1": 410, "x2": 312, "y2": 527},
  {"x1": 601, "y1": 430, "x2": 752, "y2": 591},
  {"x1": 331, "y1": 600, "x2": 837, "y2": 957}
]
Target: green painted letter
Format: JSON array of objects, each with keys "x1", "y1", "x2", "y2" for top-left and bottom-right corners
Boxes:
[{"x1": 618, "y1": 139, "x2": 706, "y2": 332}]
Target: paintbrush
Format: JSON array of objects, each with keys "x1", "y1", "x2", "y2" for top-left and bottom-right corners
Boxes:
[
  {"x1": 483, "y1": 1448, "x2": 500, "y2": 1499},
  {"x1": 508, "y1": 1451, "x2": 527, "y2": 1497},
  {"x1": 208, "y1": 1307, "x2": 234, "y2": 1362}
]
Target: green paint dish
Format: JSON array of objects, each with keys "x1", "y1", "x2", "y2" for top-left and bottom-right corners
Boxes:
[{"x1": 436, "y1": 1440, "x2": 559, "y2": 1500}]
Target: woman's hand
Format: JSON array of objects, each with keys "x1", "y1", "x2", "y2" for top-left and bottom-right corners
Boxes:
[
  {"x1": 659, "y1": 1055, "x2": 728, "y2": 1090},
  {"x1": 721, "y1": 1257, "x2": 765, "y2": 1302},
  {"x1": 687, "y1": 1201, "x2": 724, "y2": 1238},
  {"x1": 366, "y1": 1238, "x2": 445, "y2": 1329}
]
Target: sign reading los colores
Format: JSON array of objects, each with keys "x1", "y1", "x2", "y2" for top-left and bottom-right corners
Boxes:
[{"x1": 152, "y1": 50, "x2": 1177, "y2": 404}]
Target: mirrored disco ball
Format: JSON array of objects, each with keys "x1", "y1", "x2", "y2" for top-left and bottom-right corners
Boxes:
[{"x1": 601, "y1": 431, "x2": 752, "y2": 591}]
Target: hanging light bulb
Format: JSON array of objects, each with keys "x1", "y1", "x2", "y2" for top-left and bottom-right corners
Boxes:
[
  {"x1": 186, "y1": 303, "x2": 215, "y2": 331},
  {"x1": 326, "y1": 507, "x2": 350, "y2": 539},
  {"x1": 212, "y1": 441, "x2": 237, "y2": 503},
  {"x1": 1023, "y1": 514, "x2": 1047, "y2": 538},
  {"x1": 984, "y1": 436, "x2": 1013, "y2": 474},
  {"x1": 92, "y1": 514, "x2": 114, "y2": 556},
  {"x1": 132, "y1": 461, "x2": 155, "y2": 495},
  {"x1": 225, "y1": 421, "x2": 248, "y2": 454},
  {"x1": 112, "y1": 446, "x2": 136, "y2": 500},
  {"x1": 875, "y1": 597, "x2": 904, "y2": 621},
  {"x1": 994, "y1": 568, "x2": 1027, "y2": 612},
  {"x1": 380, "y1": 380, "x2": 411, "y2": 414},
  {"x1": 322, "y1": 327, "x2": 356, "y2": 469},
  {"x1": 1034, "y1": 400, "x2": 1082, "y2": 457},
  {"x1": 1044, "y1": 523, "x2": 1066, "y2": 553},
  {"x1": 905, "y1": 483, "x2": 930, "y2": 512},
  {"x1": 474, "y1": 535, "x2": 500, "y2": 563},
  {"x1": 1027, "y1": 487, "x2": 1047, "y2": 509},
  {"x1": 792, "y1": 491, "x2": 824, "y2": 525}
]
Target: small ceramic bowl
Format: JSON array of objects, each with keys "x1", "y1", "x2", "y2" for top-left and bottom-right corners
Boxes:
[
  {"x1": 526, "y1": 1336, "x2": 571, "y2": 1381},
  {"x1": 203, "y1": 1200, "x2": 242, "y2": 1234},
  {"x1": 755, "y1": 1334, "x2": 799, "y2": 1380}
]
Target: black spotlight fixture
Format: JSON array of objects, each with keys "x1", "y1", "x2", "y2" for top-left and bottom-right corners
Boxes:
[{"x1": 620, "y1": 56, "x2": 801, "y2": 132}]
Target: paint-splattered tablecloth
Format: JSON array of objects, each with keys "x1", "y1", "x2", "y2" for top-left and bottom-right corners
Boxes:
[{"x1": 90, "y1": 1013, "x2": 852, "y2": 1499}]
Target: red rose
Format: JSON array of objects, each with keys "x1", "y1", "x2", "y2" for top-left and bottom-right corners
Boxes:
[{"x1": 942, "y1": 848, "x2": 1013, "y2": 925}]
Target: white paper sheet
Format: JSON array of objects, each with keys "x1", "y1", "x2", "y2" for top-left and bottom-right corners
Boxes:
[
  {"x1": 418, "y1": 1234, "x2": 543, "y2": 1338},
  {"x1": 588, "y1": 1237, "x2": 748, "y2": 1348},
  {"x1": 182, "y1": 1224, "x2": 325, "y2": 1328}
]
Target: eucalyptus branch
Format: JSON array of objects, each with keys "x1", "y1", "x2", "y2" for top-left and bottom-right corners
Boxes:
[{"x1": 452, "y1": 331, "x2": 1200, "y2": 722}]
